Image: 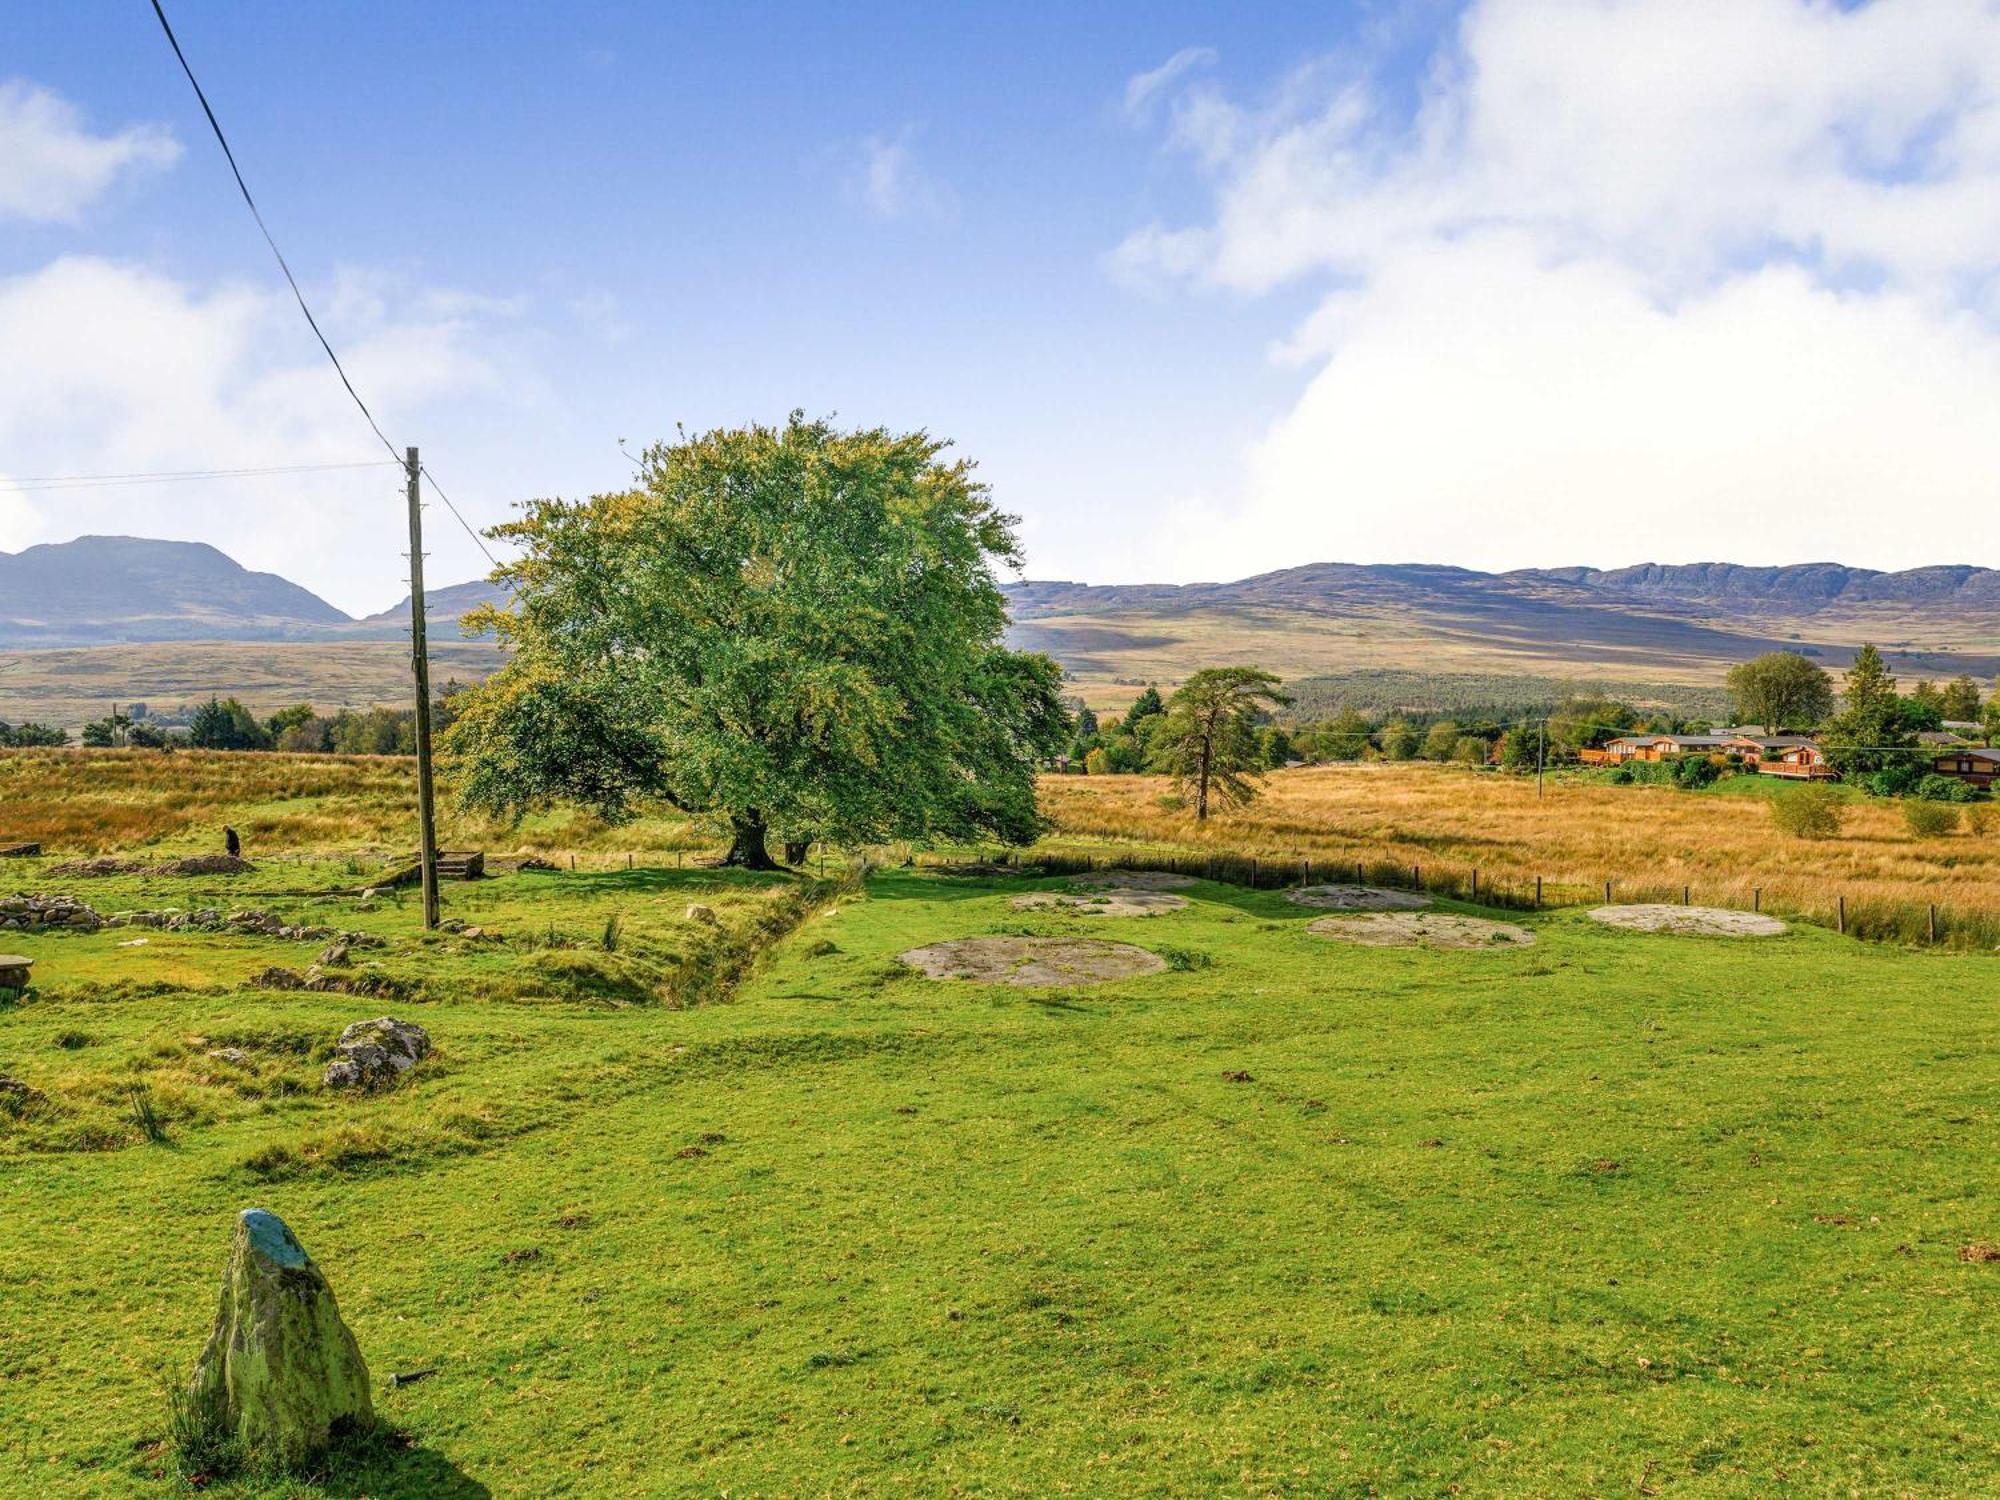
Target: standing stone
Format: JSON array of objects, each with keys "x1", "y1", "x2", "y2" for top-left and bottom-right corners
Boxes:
[{"x1": 187, "y1": 1209, "x2": 373, "y2": 1468}]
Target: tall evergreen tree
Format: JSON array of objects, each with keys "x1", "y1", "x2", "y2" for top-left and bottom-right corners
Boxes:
[
  {"x1": 1821, "y1": 644, "x2": 1919, "y2": 782},
  {"x1": 1148, "y1": 667, "x2": 1290, "y2": 820}
]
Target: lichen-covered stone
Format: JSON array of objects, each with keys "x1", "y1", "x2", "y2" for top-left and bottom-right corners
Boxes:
[
  {"x1": 323, "y1": 1016, "x2": 430, "y2": 1090},
  {"x1": 187, "y1": 1209, "x2": 373, "y2": 1468}
]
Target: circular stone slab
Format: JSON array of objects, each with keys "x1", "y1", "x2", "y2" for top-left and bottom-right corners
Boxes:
[
  {"x1": 1287, "y1": 884, "x2": 1431, "y2": 911},
  {"x1": 1012, "y1": 889, "x2": 1190, "y2": 917},
  {"x1": 1069, "y1": 870, "x2": 1196, "y2": 890},
  {"x1": 899, "y1": 937, "x2": 1168, "y2": 985},
  {"x1": 1586, "y1": 904, "x2": 1787, "y2": 937},
  {"x1": 1307, "y1": 913, "x2": 1535, "y2": 949}
]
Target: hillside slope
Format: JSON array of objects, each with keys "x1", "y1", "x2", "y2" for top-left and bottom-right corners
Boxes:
[{"x1": 0, "y1": 536, "x2": 348, "y2": 646}]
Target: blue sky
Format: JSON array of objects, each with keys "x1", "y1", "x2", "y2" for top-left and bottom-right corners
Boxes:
[
  {"x1": 7, "y1": 0, "x2": 1396, "y2": 610},
  {"x1": 5, "y1": 1, "x2": 1999, "y2": 612}
]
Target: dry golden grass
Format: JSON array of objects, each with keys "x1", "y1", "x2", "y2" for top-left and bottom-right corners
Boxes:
[
  {"x1": 0, "y1": 747, "x2": 701, "y2": 857},
  {"x1": 1038, "y1": 762, "x2": 2000, "y2": 941}
]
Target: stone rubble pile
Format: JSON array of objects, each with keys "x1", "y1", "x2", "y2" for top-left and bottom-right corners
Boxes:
[
  {"x1": 0, "y1": 895, "x2": 384, "y2": 943},
  {"x1": 109, "y1": 907, "x2": 336, "y2": 940},
  {"x1": 322, "y1": 1016, "x2": 430, "y2": 1090},
  {"x1": 0, "y1": 894, "x2": 103, "y2": 931}
]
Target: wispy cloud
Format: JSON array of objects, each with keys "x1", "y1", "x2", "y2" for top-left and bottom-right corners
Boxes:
[
  {"x1": 0, "y1": 80, "x2": 180, "y2": 224},
  {"x1": 848, "y1": 127, "x2": 957, "y2": 223},
  {"x1": 1121, "y1": 46, "x2": 1217, "y2": 125}
]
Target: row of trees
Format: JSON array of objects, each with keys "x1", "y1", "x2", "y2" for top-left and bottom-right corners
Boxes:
[
  {"x1": 74, "y1": 688, "x2": 470, "y2": 754},
  {"x1": 1725, "y1": 649, "x2": 1994, "y2": 740},
  {"x1": 0, "y1": 720, "x2": 70, "y2": 747}
]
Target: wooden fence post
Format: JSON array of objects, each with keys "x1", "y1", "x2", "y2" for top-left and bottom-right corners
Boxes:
[
  {"x1": 1534, "y1": 875, "x2": 1542, "y2": 908},
  {"x1": 1837, "y1": 895, "x2": 1846, "y2": 935},
  {"x1": 1753, "y1": 887, "x2": 1760, "y2": 912},
  {"x1": 1682, "y1": 884, "x2": 1690, "y2": 906},
  {"x1": 1603, "y1": 879, "x2": 1612, "y2": 903},
  {"x1": 1928, "y1": 903, "x2": 1937, "y2": 944},
  {"x1": 1470, "y1": 868, "x2": 1479, "y2": 901}
]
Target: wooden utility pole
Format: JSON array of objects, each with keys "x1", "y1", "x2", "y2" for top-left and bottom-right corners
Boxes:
[
  {"x1": 1536, "y1": 719, "x2": 1545, "y2": 800},
  {"x1": 405, "y1": 446, "x2": 441, "y2": 930}
]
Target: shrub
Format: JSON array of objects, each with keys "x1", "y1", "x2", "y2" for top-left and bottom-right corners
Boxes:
[
  {"x1": 1770, "y1": 784, "x2": 1845, "y2": 840},
  {"x1": 1965, "y1": 802, "x2": 1996, "y2": 836},
  {"x1": 1904, "y1": 800, "x2": 1960, "y2": 838},
  {"x1": 1668, "y1": 754, "x2": 1721, "y2": 789},
  {"x1": 1083, "y1": 747, "x2": 1108, "y2": 776},
  {"x1": 1451, "y1": 736, "x2": 1489, "y2": 766},
  {"x1": 1864, "y1": 762, "x2": 1925, "y2": 798},
  {"x1": 1912, "y1": 773, "x2": 1981, "y2": 804}
]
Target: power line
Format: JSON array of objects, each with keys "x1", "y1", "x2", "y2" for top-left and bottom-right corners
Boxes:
[
  {"x1": 420, "y1": 465, "x2": 498, "y2": 565},
  {"x1": 147, "y1": 0, "x2": 498, "y2": 569},
  {"x1": 0, "y1": 459, "x2": 397, "y2": 492}
]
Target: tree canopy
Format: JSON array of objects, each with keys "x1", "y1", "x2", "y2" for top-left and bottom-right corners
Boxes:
[
  {"x1": 1147, "y1": 667, "x2": 1290, "y2": 819},
  {"x1": 1820, "y1": 643, "x2": 1920, "y2": 785},
  {"x1": 445, "y1": 414, "x2": 1070, "y2": 867},
  {"x1": 1725, "y1": 651, "x2": 1834, "y2": 731}
]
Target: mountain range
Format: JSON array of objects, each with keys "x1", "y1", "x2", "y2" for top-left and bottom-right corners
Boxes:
[{"x1": 4, "y1": 538, "x2": 1999, "y2": 713}]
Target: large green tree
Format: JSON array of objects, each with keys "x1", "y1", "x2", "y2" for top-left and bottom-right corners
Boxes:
[
  {"x1": 1147, "y1": 667, "x2": 1290, "y2": 820},
  {"x1": 446, "y1": 414, "x2": 1070, "y2": 868},
  {"x1": 1725, "y1": 651, "x2": 1834, "y2": 731}
]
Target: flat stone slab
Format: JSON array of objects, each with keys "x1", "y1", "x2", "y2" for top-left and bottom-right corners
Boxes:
[
  {"x1": 900, "y1": 937, "x2": 1167, "y2": 985},
  {"x1": 1287, "y1": 884, "x2": 1431, "y2": 911},
  {"x1": 1307, "y1": 913, "x2": 1535, "y2": 949},
  {"x1": 1013, "y1": 889, "x2": 1190, "y2": 917},
  {"x1": 0, "y1": 955, "x2": 32, "y2": 987},
  {"x1": 1069, "y1": 870, "x2": 1196, "y2": 890},
  {"x1": 1586, "y1": 904, "x2": 1787, "y2": 937}
]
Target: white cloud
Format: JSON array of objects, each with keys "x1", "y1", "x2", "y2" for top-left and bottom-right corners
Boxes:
[
  {"x1": 849, "y1": 127, "x2": 956, "y2": 222},
  {"x1": 1114, "y1": 0, "x2": 2000, "y2": 574},
  {"x1": 1122, "y1": 46, "x2": 1218, "y2": 124},
  {"x1": 0, "y1": 257, "x2": 524, "y2": 610},
  {"x1": 0, "y1": 80, "x2": 179, "y2": 224}
]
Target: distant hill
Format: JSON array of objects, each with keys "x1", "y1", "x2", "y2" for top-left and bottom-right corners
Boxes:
[
  {"x1": 0, "y1": 536, "x2": 503, "y2": 648},
  {"x1": 345, "y1": 579, "x2": 513, "y2": 641},
  {"x1": 1003, "y1": 560, "x2": 2000, "y2": 710},
  {"x1": 0, "y1": 536, "x2": 348, "y2": 647},
  {"x1": 1518, "y1": 561, "x2": 2000, "y2": 610}
]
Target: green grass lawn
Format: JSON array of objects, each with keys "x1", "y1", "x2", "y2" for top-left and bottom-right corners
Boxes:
[{"x1": 1, "y1": 860, "x2": 1996, "y2": 1496}]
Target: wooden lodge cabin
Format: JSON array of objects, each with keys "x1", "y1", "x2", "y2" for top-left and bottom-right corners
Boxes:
[
  {"x1": 1934, "y1": 746, "x2": 2000, "y2": 788},
  {"x1": 1583, "y1": 732, "x2": 1834, "y2": 780},
  {"x1": 1744, "y1": 737, "x2": 1834, "y2": 779}
]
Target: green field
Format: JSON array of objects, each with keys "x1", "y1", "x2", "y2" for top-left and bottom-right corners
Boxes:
[{"x1": 3, "y1": 840, "x2": 1997, "y2": 1497}]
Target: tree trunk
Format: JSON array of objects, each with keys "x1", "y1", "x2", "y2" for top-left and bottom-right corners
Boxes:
[
  {"x1": 783, "y1": 839, "x2": 810, "y2": 866},
  {"x1": 1196, "y1": 736, "x2": 1211, "y2": 821},
  {"x1": 723, "y1": 812, "x2": 779, "y2": 870}
]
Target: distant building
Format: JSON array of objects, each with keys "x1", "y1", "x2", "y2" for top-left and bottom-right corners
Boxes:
[{"x1": 1933, "y1": 747, "x2": 2000, "y2": 788}]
